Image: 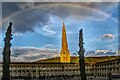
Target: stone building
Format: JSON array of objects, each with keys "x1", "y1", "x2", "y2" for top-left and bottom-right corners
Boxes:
[
  {"x1": 93, "y1": 59, "x2": 120, "y2": 77},
  {"x1": 0, "y1": 58, "x2": 119, "y2": 79}
]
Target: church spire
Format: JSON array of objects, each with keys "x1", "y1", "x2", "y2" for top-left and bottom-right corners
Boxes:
[
  {"x1": 60, "y1": 22, "x2": 70, "y2": 63},
  {"x1": 61, "y1": 22, "x2": 68, "y2": 51}
]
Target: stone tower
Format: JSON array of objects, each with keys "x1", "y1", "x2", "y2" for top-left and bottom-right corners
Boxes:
[{"x1": 60, "y1": 22, "x2": 70, "y2": 63}]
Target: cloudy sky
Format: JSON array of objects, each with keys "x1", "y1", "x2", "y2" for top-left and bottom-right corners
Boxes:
[{"x1": 0, "y1": 2, "x2": 119, "y2": 62}]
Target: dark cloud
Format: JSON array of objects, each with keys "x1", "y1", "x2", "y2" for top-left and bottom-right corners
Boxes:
[
  {"x1": 16, "y1": 2, "x2": 34, "y2": 9},
  {"x1": 24, "y1": 54, "x2": 46, "y2": 61},
  {"x1": 34, "y1": 2, "x2": 116, "y2": 19},
  {"x1": 44, "y1": 5, "x2": 94, "y2": 19},
  {"x1": 2, "y1": 2, "x2": 51, "y2": 33},
  {"x1": 2, "y1": 2, "x2": 22, "y2": 18},
  {"x1": 11, "y1": 48, "x2": 29, "y2": 57},
  {"x1": 10, "y1": 47, "x2": 59, "y2": 62},
  {"x1": 0, "y1": 47, "x2": 118, "y2": 62},
  {"x1": 2, "y1": 2, "x2": 117, "y2": 33},
  {"x1": 2, "y1": 9, "x2": 51, "y2": 33}
]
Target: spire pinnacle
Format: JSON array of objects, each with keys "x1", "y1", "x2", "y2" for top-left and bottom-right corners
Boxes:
[
  {"x1": 62, "y1": 22, "x2": 66, "y2": 32},
  {"x1": 62, "y1": 22, "x2": 65, "y2": 27}
]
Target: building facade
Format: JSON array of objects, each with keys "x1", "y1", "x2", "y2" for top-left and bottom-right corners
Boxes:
[
  {"x1": 0, "y1": 59, "x2": 120, "y2": 79},
  {"x1": 93, "y1": 59, "x2": 120, "y2": 77}
]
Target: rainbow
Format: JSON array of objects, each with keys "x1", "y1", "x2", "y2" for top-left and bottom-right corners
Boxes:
[{"x1": 0, "y1": 3, "x2": 118, "y2": 25}]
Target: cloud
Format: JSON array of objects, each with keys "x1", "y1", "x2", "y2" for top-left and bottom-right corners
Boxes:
[
  {"x1": 10, "y1": 46, "x2": 59, "y2": 62},
  {"x1": 97, "y1": 34, "x2": 115, "y2": 41},
  {"x1": 17, "y1": 2, "x2": 34, "y2": 9},
  {"x1": 103, "y1": 34, "x2": 114, "y2": 39},
  {"x1": 36, "y1": 3, "x2": 115, "y2": 20},
  {"x1": 2, "y1": 2, "x2": 117, "y2": 34},
  {"x1": 85, "y1": 50, "x2": 117, "y2": 57},
  {"x1": 13, "y1": 32, "x2": 24, "y2": 36},
  {"x1": 2, "y1": 9, "x2": 51, "y2": 33},
  {"x1": 43, "y1": 44, "x2": 58, "y2": 49},
  {"x1": 0, "y1": 45, "x2": 59, "y2": 62},
  {"x1": 34, "y1": 25, "x2": 57, "y2": 37},
  {"x1": 85, "y1": 50, "x2": 95, "y2": 56},
  {"x1": 0, "y1": 46, "x2": 118, "y2": 62},
  {"x1": 95, "y1": 50, "x2": 117, "y2": 56}
]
